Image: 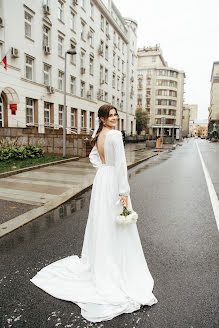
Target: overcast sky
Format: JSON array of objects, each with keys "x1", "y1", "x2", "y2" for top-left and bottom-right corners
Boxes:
[{"x1": 116, "y1": 0, "x2": 219, "y2": 120}]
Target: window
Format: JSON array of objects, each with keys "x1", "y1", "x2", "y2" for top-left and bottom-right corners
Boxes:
[
  {"x1": 70, "y1": 12, "x2": 75, "y2": 31},
  {"x1": 58, "y1": 105, "x2": 63, "y2": 126},
  {"x1": 104, "y1": 92, "x2": 108, "y2": 102},
  {"x1": 122, "y1": 41, "x2": 124, "y2": 54},
  {"x1": 89, "y1": 111, "x2": 94, "y2": 129},
  {"x1": 25, "y1": 55, "x2": 34, "y2": 80},
  {"x1": 43, "y1": 25, "x2": 50, "y2": 47},
  {"x1": 122, "y1": 60, "x2": 124, "y2": 73},
  {"x1": 106, "y1": 21, "x2": 109, "y2": 35},
  {"x1": 44, "y1": 102, "x2": 51, "y2": 126},
  {"x1": 118, "y1": 36, "x2": 120, "y2": 49},
  {"x1": 90, "y1": 2, "x2": 94, "y2": 19},
  {"x1": 100, "y1": 14, "x2": 104, "y2": 31},
  {"x1": 113, "y1": 31, "x2": 116, "y2": 45},
  {"x1": 81, "y1": 21, "x2": 85, "y2": 40},
  {"x1": 70, "y1": 76, "x2": 76, "y2": 95},
  {"x1": 105, "y1": 44, "x2": 108, "y2": 60},
  {"x1": 80, "y1": 0, "x2": 85, "y2": 9},
  {"x1": 43, "y1": 63, "x2": 51, "y2": 86},
  {"x1": 70, "y1": 42, "x2": 76, "y2": 64},
  {"x1": 81, "y1": 110, "x2": 86, "y2": 128},
  {"x1": 88, "y1": 84, "x2": 93, "y2": 99},
  {"x1": 80, "y1": 51, "x2": 85, "y2": 69},
  {"x1": 24, "y1": 11, "x2": 32, "y2": 38},
  {"x1": 112, "y1": 95, "x2": 115, "y2": 106},
  {"x1": 81, "y1": 81, "x2": 85, "y2": 97},
  {"x1": 99, "y1": 65, "x2": 103, "y2": 83},
  {"x1": 71, "y1": 108, "x2": 77, "y2": 128},
  {"x1": 58, "y1": 70, "x2": 64, "y2": 90},
  {"x1": 121, "y1": 100, "x2": 123, "y2": 110},
  {"x1": 117, "y1": 56, "x2": 120, "y2": 70},
  {"x1": 58, "y1": 35, "x2": 63, "y2": 56},
  {"x1": 26, "y1": 98, "x2": 34, "y2": 124},
  {"x1": 89, "y1": 29, "x2": 94, "y2": 47},
  {"x1": 117, "y1": 76, "x2": 120, "y2": 91},
  {"x1": 112, "y1": 72, "x2": 116, "y2": 88},
  {"x1": 105, "y1": 68, "x2": 108, "y2": 84},
  {"x1": 99, "y1": 40, "x2": 104, "y2": 55},
  {"x1": 89, "y1": 56, "x2": 94, "y2": 75},
  {"x1": 113, "y1": 52, "x2": 115, "y2": 66},
  {"x1": 117, "y1": 98, "x2": 119, "y2": 109},
  {"x1": 58, "y1": 1, "x2": 63, "y2": 21}
]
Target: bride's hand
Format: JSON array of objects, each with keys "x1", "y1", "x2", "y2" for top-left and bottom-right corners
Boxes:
[{"x1": 120, "y1": 195, "x2": 128, "y2": 208}]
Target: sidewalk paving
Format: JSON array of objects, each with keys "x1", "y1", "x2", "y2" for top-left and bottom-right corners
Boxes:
[{"x1": 0, "y1": 142, "x2": 161, "y2": 237}]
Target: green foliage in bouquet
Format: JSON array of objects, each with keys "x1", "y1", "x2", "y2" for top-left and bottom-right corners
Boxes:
[{"x1": 121, "y1": 206, "x2": 132, "y2": 217}]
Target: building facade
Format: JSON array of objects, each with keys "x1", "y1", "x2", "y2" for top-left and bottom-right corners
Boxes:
[
  {"x1": 182, "y1": 104, "x2": 190, "y2": 137},
  {"x1": 208, "y1": 61, "x2": 219, "y2": 134},
  {"x1": 0, "y1": 0, "x2": 137, "y2": 135},
  {"x1": 137, "y1": 46, "x2": 185, "y2": 140}
]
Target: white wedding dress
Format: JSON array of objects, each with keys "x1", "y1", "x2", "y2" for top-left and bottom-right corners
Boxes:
[{"x1": 30, "y1": 129, "x2": 158, "y2": 322}]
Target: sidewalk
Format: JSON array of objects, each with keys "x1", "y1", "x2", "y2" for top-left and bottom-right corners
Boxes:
[{"x1": 0, "y1": 143, "x2": 160, "y2": 237}]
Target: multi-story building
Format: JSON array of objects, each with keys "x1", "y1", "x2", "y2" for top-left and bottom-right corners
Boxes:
[
  {"x1": 0, "y1": 0, "x2": 137, "y2": 135},
  {"x1": 137, "y1": 46, "x2": 185, "y2": 140},
  {"x1": 208, "y1": 62, "x2": 219, "y2": 134},
  {"x1": 182, "y1": 104, "x2": 190, "y2": 137}
]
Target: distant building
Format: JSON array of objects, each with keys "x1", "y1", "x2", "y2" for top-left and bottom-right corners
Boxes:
[
  {"x1": 190, "y1": 120, "x2": 208, "y2": 137},
  {"x1": 208, "y1": 62, "x2": 219, "y2": 135},
  {"x1": 0, "y1": 0, "x2": 137, "y2": 135},
  {"x1": 182, "y1": 104, "x2": 190, "y2": 137},
  {"x1": 137, "y1": 46, "x2": 185, "y2": 140}
]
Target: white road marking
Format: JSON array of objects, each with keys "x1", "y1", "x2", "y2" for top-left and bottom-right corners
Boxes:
[{"x1": 196, "y1": 141, "x2": 219, "y2": 231}]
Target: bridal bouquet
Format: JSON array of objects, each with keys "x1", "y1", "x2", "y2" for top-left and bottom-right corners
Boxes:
[{"x1": 116, "y1": 206, "x2": 138, "y2": 225}]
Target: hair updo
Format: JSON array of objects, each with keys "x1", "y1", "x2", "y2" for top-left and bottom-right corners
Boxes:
[{"x1": 91, "y1": 104, "x2": 118, "y2": 147}]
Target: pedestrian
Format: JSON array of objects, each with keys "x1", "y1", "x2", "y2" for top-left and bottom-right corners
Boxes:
[{"x1": 30, "y1": 104, "x2": 158, "y2": 323}]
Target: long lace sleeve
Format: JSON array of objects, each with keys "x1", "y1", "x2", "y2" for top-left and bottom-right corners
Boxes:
[
  {"x1": 89, "y1": 145, "x2": 102, "y2": 169},
  {"x1": 112, "y1": 131, "x2": 130, "y2": 196}
]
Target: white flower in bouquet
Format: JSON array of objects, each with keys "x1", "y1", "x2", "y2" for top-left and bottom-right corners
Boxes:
[{"x1": 116, "y1": 206, "x2": 138, "y2": 225}]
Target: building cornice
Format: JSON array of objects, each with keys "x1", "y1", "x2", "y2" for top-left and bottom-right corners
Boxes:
[{"x1": 93, "y1": 0, "x2": 129, "y2": 44}]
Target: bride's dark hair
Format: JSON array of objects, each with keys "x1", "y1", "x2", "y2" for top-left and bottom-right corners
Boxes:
[{"x1": 91, "y1": 104, "x2": 118, "y2": 147}]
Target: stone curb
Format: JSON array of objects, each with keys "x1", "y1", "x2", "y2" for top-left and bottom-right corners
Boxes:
[
  {"x1": 0, "y1": 153, "x2": 158, "y2": 238},
  {"x1": 0, "y1": 157, "x2": 79, "y2": 179}
]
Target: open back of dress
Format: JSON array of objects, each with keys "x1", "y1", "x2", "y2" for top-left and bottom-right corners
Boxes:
[{"x1": 30, "y1": 129, "x2": 158, "y2": 323}]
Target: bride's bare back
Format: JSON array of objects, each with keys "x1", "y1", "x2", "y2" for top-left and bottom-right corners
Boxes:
[{"x1": 96, "y1": 131, "x2": 108, "y2": 164}]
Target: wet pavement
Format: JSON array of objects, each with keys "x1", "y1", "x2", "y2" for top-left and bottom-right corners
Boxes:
[{"x1": 0, "y1": 138, "x2": 219, "y2": 328}]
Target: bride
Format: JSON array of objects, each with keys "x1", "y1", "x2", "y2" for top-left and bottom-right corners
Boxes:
[{"x1": 30, "y1": 104, "x2": 158, "y2": 322}]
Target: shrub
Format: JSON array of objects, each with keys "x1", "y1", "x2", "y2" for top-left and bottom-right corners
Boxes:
[{"x1": 0, "y1": 145, "x2": 44, "y2": 161}]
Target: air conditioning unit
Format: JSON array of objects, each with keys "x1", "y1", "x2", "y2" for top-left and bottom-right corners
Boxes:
[
  {"x1": 0, "y1": 17, "x2": 4, "y2": 28},
  {"x1": 72, "y1": 0, "x2": 78, "y2": 5},
  {"x1": 98, "y1": 46, "x2": 103, "y2": 55},
  {"x1": 11, "y1": 47, "x2": 19, "y2": 58},
  {"x1": 87, "y1": 31, "x2": 92, "y2": 39},
  {"x1": 100, "y1": 79, "x2": 104, "y2": 84},
  {"x1": 80, "y1": 67, "x2": 86, "y2": 74},
  {"x1": 43, "y1": 46, "x2": 50, "y2": 54},
  {"x1": 46, "y1": 86, "x2": 55, "y2": 94},
  {"x1": 43, "y1": 4, "x2": 50, "y2": 15}
]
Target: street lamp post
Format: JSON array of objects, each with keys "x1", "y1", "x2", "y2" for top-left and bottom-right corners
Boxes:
[{"x1": 63, "y1": 48, "x2": 77, "y2": 158}]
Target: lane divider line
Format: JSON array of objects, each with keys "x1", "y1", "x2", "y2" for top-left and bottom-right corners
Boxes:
[{"x1": 195, "y1": 141, "x2": 219, "y2": 232}]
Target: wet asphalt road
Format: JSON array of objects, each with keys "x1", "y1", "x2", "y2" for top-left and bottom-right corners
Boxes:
[{"x1": 0, "y1": 138, "x2": 219, "y2": 328}]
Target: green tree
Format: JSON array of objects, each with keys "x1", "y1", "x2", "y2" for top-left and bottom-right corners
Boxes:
[{"x1": 136, "y1": 108, "x2": 149, "y2": 135}]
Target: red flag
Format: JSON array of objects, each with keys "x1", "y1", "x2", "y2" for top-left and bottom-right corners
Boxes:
[{"x1": 2, "y1": 56, "x2": 7, "y2": 70}]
